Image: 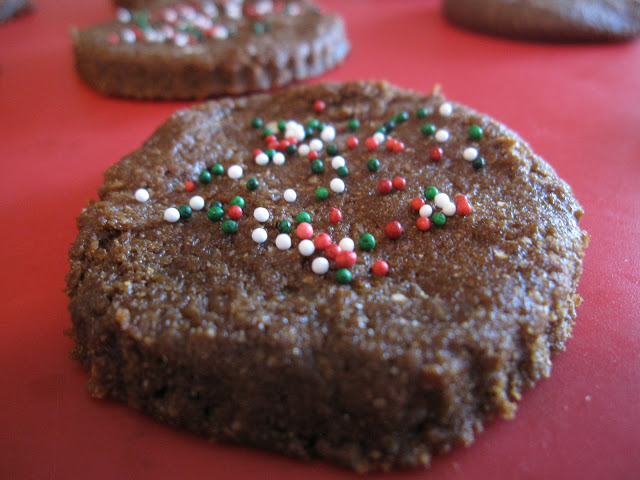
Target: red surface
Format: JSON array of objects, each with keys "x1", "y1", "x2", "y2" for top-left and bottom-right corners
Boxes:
[{"x1": 1, "y1": 1, "x2": 639, "y2": 479}]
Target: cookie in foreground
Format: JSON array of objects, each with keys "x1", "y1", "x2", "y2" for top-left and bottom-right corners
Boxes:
[
  {"x1": 443, "y1": 0, "x2": 640, "y2": 42},
  {"x1": 72, "y1": 0, "x2": 349, "y2": 100},
  {"x1": 66, "y1": 80, "x2": 588, "y2": 472}
]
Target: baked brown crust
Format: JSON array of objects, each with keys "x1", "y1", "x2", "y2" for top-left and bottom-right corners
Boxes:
[
  {"x1": 66, "y1": 81, "x2": 588, "y2": 471},
  {"x1": 443, "y1": 0, "x2": 640, "y2": 42},
  {"x1": 72, "y1": 1, "x2": 349, "y2": 99}
]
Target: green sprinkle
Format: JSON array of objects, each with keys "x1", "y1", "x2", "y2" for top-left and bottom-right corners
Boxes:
[
  {"x1": 358, "y1": 233, "x2": 376, "y2": 251},
  {"x1": 211, "y1": 164, "x2": 224, "y2": 176},
  {"x1": 416, "y1": 107, "x2": 428, "y2": 119},
  {"x1": 221, "y1": 220, "x2": 238, "y2": 234},
  {"x1": 230, "y1": 196, "x2": 245, "y2": 208},
  {"x1": 246, "y1": 177, "x2": 259, "y2": 191},
  {"x1": 307, "y1": 119, "x2": 319, "y2": 130},
  {"x1": 375, "y1": 125, "x2": 387, "y2": 134},
  {"x1": 326, "y1": 144, "x2": 339, "y2": 156},
  {"x1": 262, "y1": 127, "x2": 274, "y2": 137},
  {"x1": 336, "y1": 268, "x2": 352, "y2": 284},
  {"x1": 265, "y1": 148, "x2": 276, "y2": 160},
  {"x1": 277, "y1": 120, "x2": 287, "y2": 132},
  {"x1": 432, "y1": 212, "x2": 446, "y2": 227},
  {"x1": 277, "y1": 220, "x2": 292, "y2": 233},
  {"x1": 251, "y1": 117, "x2": 263, "y2": 129},
  {"x1": 394, "y1": 111, "x2": 409, "y2": 123},
  {"x1": 337, "y1": 166, "x2": 349, "y2": 177},
  {"x1": 425, "y1": 186, "x2": 439, "y2": 200},
  {"x1": 199, "y1": 170, "x2": 212, "y2": 184},
  {"x1": 421, "y1": 123, "x2": 436, "y2": 136},
  {"x1": 317, "y1": 122, "x2": 326, "y2": 131},
  {"x1": 316, "y1": 187, "x2": 329, "y2": 200},
  {"x1": 311, "y1": 159, "x2": 324, "y2": 174},
  {"x1": 304, "y1": 125, "x2": 314, "y2": 138},
  {"x1": 472, "y1": 157, "x2": 486, "y2": 170},
  {"x1": 469, "y1": 125, "x2": 483, "y2": 139},
  {"x1": 347, "y1": 118, "x2": 360, "y2": 131},
  {"x1": 178, "y1": 205, "x2": 192, "y2": 219},
  {"x1": 384, "y1": 120, "x2": 396, "y2": 132},
  {"x1": 207, "y1": 206, "x2": 224, "y2": 221},
  {"x1": 210, "y1": 201, "x2": 222, "y2": 208},
  {"x1": 296, "y1": 211, "x2": 311, "y2": 224},
  {"x1": 367, "y1": 158, "x2": 380, "y2": 172},
  {"x1": 285, "y1": 144, "x2": 297, "y2": 155},
  {"x1": 253, "y1": 22, "x2": 265, "y2": 34}
]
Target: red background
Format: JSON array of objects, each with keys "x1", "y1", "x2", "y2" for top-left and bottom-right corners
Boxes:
[{"x1": 1, "y1": 1, "x2": 639, "y2": 479}]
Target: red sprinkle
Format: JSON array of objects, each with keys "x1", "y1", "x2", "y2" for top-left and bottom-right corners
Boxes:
[
  {"x1": 286, "y1": 136, "x2": 298, "y2": 146},
  {"x1": 430, "y1": 147, "x2": 443, "y2": 161},
  {"x1": 296, "y1": 222, "x2": 314, "y2": 239},
  {"x1": 252, "y1": 148, "x2": 263, "y2": 157},
  {"x1": 384, "y1": 221, "x2": 403, "y2": 239},
  {"x1": 265, "y1": 134, "x2": 277, "y2": 144},
  {"x1": 455, "y1": 194, "x2": 472, "y2": 216},
  {"x1": 267, "y1": 140, "x2": 279, "y2": 151},
  {"x1": 314, "y1": 233, "x2": 332, "y2": 250},
  {"x1": 392, "y1": 141, "x2": 405, "y2": 153},
  {"x1": 386, "y1": 138, "x2": 396, "y2": 151},
  {"x1": 228, "y1": 205, "x2": 243, "y2": 220},
  {"x1": 346, "y1": 136, "x2": 359, "y2": 149},
  {"x1": 184, "y1": 181, "x2": 195, "y2": 192},
  {"x1": 416, "y1": 217, "x2": 431, "y2": 231},
  {"x1": 107, "y1": 32, "x2": 120, "y2": 45},
  {"x1": 325, "y1": 243, "x2": 341, "y2": 260},
  {"x1": 307, "y1": 150, "x2": 319, "y2": 161},
  {"x1": 278, "y1": 139, "x2": 290, "y2": 151},
  {"x1": 365, "y1": 137, "x2": 379, "y2": 151},
  {"x1": 329, "y1": 207, "x2": 342, "y2": 223},
  {"x1": 314, "y1": 99, "x2": 326, "y2": 112},
  {"x1": 410, "y1": 197, "x2": 425, "y2": 210},
  {"x1": 372, "y1": 260, "x2": 389, "y2": 276},
  {"x1": 377, "y1": 179, "x2": 393, "y2": 195},
  {"x1": 336, "y1": 250, "x2": 357, "y2": 268},
  {"x1": 392, "y1": 176, "x2": 406, "y2": 190}
]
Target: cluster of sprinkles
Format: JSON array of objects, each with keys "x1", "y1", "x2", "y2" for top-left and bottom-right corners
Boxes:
[
  {"x1": 135, "y1": 96, "x2": 485, "y2": 284},
  {"x1": 108, "y1": 0, "x2": 304, "y2": 46}
]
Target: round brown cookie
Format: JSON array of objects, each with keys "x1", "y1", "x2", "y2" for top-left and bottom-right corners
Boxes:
[
  {"x1": 66, "y1": 81, "x2": 588, "y2": 472},
  {"x1": 72, "y1": 1, "x2": 349, "y2": 100},
  {"x1": 443, "y1": 0, "x2": 640, "y2": 42},
  {"x1": 0, "y1": 0, "x2": 32, "y2": 23},
  {"x1": 112, "y1": 0, "x2": 188, "y2": 8}
]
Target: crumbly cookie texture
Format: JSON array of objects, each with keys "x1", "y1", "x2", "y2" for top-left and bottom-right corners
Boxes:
[
  {"x1": 443, "y1": 0, "x2": 640, "y2": 42},
  {"x1": 67, "y1": 81, "x2": 588, "y2": 472},
  {"x1": 72, "y1": 0, "x2": 349, "y2": 100}
]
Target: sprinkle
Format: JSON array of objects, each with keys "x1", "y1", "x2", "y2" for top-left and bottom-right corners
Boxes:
[
  {"x1": 211, "y1": 164, "x2": 224, "y2": 176},
  {"x1": 277, "y1": 220, "x2": 292, "y2": 233},
  {"x1": 329, "y1": 178, "x2": 345, "y2": 193},
  {"x1": 316, "y1": 187, "x2": 329, "y2": 200},
  {"x1": 311, "y1": 159, "x2": 324, "y2": 174},
  {"x1": 463, "y1": 147, "x2": 478, "y2": 161},
  {"x1": 442, "y1": 202, "x2": 457, "y2": 216},
  {"x1": 207, "y1": 206, "x2": 224, "y2": 221},
  {"x1": 348, "y1": 119, "x2": 360, "y2": 131},
  {"x1": 272, "y1": 152, "x2": 285, "y2": 165},
  {"x1": 314, "y1": 233, "x2": 332, "y2": 250},
  {"x1": 252, "y1": 227, "x2": 268, "y2": 243},
  {"x1": 346, "y1": 136, "x2": 359, "y2": 149},
  {"x1": 325, "y1": 243, "x2": 341, "y2": 259},
  {"x1": 435, "y1": 129, "x2": 450, "y2": 143},
  {"x1": 411, "y1": 197, "x2": 425, "y2": 211},
  {"x1": 251, "y1": 117, "x2": 263, "y2": 129},
  {"x1": 455, "y1": 195, "x2": 472, "y2": 216},
  {"x1": 314, "y1": 99, "x2": 326, "y2": 112},
  {"x1": 228, "y1": 205, "x2": 243, "y2": 220},
  {"x1": 421, "y1": 123, "x2": 436, "y2": 136},
  {"x1": 164, "y1": 207, "x2": 180, "y2": 223},
  {"x1": 107, "y1": 32, "x2": 120, "y2": 45},
  {"x1": 230, "y1": 196, "x2": 245, "y2": 208},
  {"x1": 419, "y1": 204, "x2": 433, "y2": 217},
  {"x1": 298, "y1": 239, "x2": 316, "y2": 256},
  {"x1": 253, "y1": 207, "x2": 270, "y2": 222},
  {"x1": 307, "y1": 150, "x2": 319, "y2": 161},
  {"x1": 395, "y1": 111, "x2": 410, "y2": 123},
  {"x1": 296, "y1": 222, "x2": 314, "y2": 239},
  {"x1": 121, "y1": 28, "x2": 136, "y2": 43},
  {"x1": 199, "y1": 170, "x2": 212, "y2": 184},
  {"x1": 472, "y1": 157, "x2": 486, "y2": 169},
  {"x1": 189, "y1": 195, "x2": 205, "y2": 211},
  {"x1": 326, "y1": 144, "x2": 339, "y2": 156},
  {"x1": 367, "y1": 158, "x2": 380, "y2": 172},
  {"x1": 339, "y1": 237, "x2": 355, "y2": 251},
  {"x1": 331, "y1": 156, "x2": 346, "y2": 169},
  {"x1": 296, "y1": 211, "x2": 311, "y2": 223},
  {"x1": 358, "y1": 233, "x2": 376, "y2": 251},
  {"x1": 384, "y1": 221, "x2": 403, "y2": 239},
  {"x1": 365, "y1": 137, "x2": 379, "y2": 151},
  {"x1": 336, "y1": 268, "x2": 352, "y2": 284},
  {"x1": 439, "y1": 102, "x2": 453, "y2": 116},
  {"x1": 392, "y1": 140, "x2": 405, "y2": 153},
  {"x1": 377, "y1": 179, "x2": 393, "y2": 195},
  {"x1": 222, "y1": 219, "x2": 238, "y2": 233},
  {"x1": 184, "y1": 181, "x2": 195, "y2": 192},
  {"x1": 116, "y1": 8, "x2": 131, "y2": 22},
  {"x1": 135, "y1": 188, "x2": 149, "y2": 202},
  {"x1": 432, "y1": 212, "x2": 447, "y2": 227},
  {"x1": 336, "y1": 250, "x2": 357, "y2": 268},
  {"x1": 246, "y1": 177, "x2": 259, "y2": 190},
  {"x1": 424, "y1": 186, "x2": 439, "y2": 200},
  {"x1": 311, "y1": 257, "x2": 330, "y2": 275},
  {"x1": 227, "y1": 165, "x2": 243, "y2": 179},
  {"x1": 283, "y1": 188, "x2": 297, "y2": 202},
  {"x1": 434, "y1": 193, "x2": 450, "y2": 208},
  {"x1": 337, "y1": 166, "x2": 349, "y2": 177},
  {"x1": 275, "y1": 233, "x2": 292, "y2": 250},
  {"x1": 416, "y1": 107, "x2": 428, "y2": 119},
  {"x1": 392, "y1": 176, "x2": 406, "y2": 190},
  {"x1": 372, "y1": 260, "x2": 389, "y2": 276},
  {"x1": 430, "y1": 147, "x2": 443, "y2": 161},
  {"x1": 416, "y1": 217, "x2": 431, "y2": 231},
  {"x1": 329, "y1": 207, "x2": 342, "y2": 223},
  {"x1": 309, "y1": 138, "x2": 323, "y2": 152},
  {"x1": 469, "y1": 125, "x2": 483, "y2": 139},
  {"x1": 321, "y1": 125, "x2": 336, "y2": 142},
  {"x1": 255, "y1": 152, "x2": 269, "y2": 165},
  {"x1": 373, "y1": 132, "x2": 385, "y2": 144}
]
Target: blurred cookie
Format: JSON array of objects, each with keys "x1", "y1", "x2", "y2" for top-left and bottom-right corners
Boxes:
[{"x1": 0, "y1": 0, "x2": 32, "y2": 23}]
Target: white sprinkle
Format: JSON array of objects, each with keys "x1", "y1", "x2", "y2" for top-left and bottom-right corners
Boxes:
[
  {"x1": 173, "y1": 32, "x2": 189, "y2": 47},
  {"x1": 255, "y1": 152, "x2": 269, "y2": 165},
  {"x1": 309, "y1": 138, "x2": 323, "y2": 152},
  {"x1": 419, "y1": 205, "x2": 433, "y2": 217},
  {"x1": 463, "y1": 147, "x2": 478, "y2": 161},
  {"x1": 202, "y1": 2, "x2": 218, "y2": 17},
  {"x1": 251, "y1": 227, "x2": 268, "y2": 243},
  {"x1": 164, "y1": 207, "x2": 180, "y2": 223},
  {"x1": 339, "y1": 237, "x2": 355, "y2": 251},
  {"x1": 320, "y1": 125, "x2": 336, "y2": 143},
  {"x1": 298, "y1": 239, "x2": 315, "y2": 256},
  {"x1": 189, "y1": 195, "x2": 205, "y2": 211},
  {"x1": 210, "y1": 25, "x2": 228, "y2": 40},
  {"x1": 163, "y1": 8, "x2": 178, "y2": 22},
  {"x1": 283, "y1": 188, "x2": 297, "y2": 202},
  {"x1": 272, "y1": 152, "x2": 285, "y2": 165},
  {"x1": 439, "y1": 102, "x2": 453, "y2": 116},
  {"x1": 331, "y1": 156, "x2": 346, "y2": 169},
  {"x1": 121, "y1": 28, "x2": 136, "y2": 43},
  {"x1": 434, "y1": 192, "x2": 450, "y2": 208},
  {"x1": 442, "y1": 202, "x2": 457, "y2": 216},
  {"x1": 116, "y1": 8, "x2": 131, "y2": 23},
  {"x1": 297, "y1": 144, "x2": 310, "y2": 157},
  {"x1": 391, "y1": 293, "x2": 408, "y2": 304},
  {"x1": 329, "y1": 178, "x2": 345, "y2": 193},
  {"x1": 275, "y1": 233, "x2": 292, "y2": 250},
  {"x1": 285, "y1": 121, "x2": 306, "y2": 141},
  {"x1": 253, "y1": 207, "x2": 270, "y2": 222},
  {"x1": 134, "y1": 188, "x2": 149, "y2": 202},
  {"x1": 373, "y1": 131, "x2": 385, "y2": 144},
  {"x1": 227, "y1": 165, "x2": 243, "y2": 179},
  {"x1": 435, "y1": 129, "x2": 450, "y2": 143},
  {"x1": 311, "y1": 257, "x2": 330, "y2": 275}
]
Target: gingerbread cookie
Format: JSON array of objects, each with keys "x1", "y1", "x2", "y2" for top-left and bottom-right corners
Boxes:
[
  {"x1": 72, "y1": 1, "x2": 349, "y2": 99},
  {"x1": 67, "y1": 81, "x2": 588, "y2": 471}
]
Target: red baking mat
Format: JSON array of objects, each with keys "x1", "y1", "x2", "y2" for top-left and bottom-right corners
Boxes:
[{"x1": 1, "y1": 1, "x2": 639, "y2": 479}]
